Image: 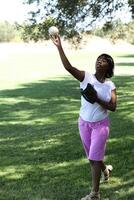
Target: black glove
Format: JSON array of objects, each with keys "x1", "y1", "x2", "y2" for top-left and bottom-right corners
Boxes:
[{"x1": 80, "y1": 83, "x2": 97, "y2": 104}]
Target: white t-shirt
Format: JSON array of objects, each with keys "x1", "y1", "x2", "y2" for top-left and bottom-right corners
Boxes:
[{"x1": 79, "y1": 72, "x2": 116, "y2": 122}]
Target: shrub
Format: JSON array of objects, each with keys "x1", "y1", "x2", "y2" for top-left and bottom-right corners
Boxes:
[{"x1": 0, "y1": 21, "x2": 18, "y2": 42}]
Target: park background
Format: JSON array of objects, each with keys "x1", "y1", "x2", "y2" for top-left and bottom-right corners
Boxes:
[{"x1": 0, "y1": 0, "x2": 134, "y2": 200}]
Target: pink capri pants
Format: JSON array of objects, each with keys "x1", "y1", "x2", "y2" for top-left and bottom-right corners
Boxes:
[{"x1": 78, "y1": 116, "x2": 110, "y2": 161}]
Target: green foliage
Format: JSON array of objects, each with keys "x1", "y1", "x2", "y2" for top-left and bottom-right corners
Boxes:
[
  {"x1": 22, "y1": 0, "x2": 128, "y2": 40},
  {"x1": 19, "y1": 17, "x2": 57, "y2": 42},
  {"x1": 92, "y1": 21, "x2": 134, "y2": 44},
  {"x1": 125, "y1": 21, "x2": 134, "y2": 44},
  {"x1": 128, "y1": 0, "x2": 134, "y2": 19}
]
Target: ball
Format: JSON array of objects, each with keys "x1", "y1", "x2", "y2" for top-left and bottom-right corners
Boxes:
[{"x1": 48, "y1": 26, "x2": 59, "y2": 36}]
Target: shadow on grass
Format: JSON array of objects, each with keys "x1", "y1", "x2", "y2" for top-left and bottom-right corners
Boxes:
[
  {"x1": 117, "y1": 54, "x2": 134, "y2": 58},
  {"x1": 115, "y1": 54, "x2": 134, "y2": 68},
  {"x1": 116, "y1": 62, "x2": 134, "y2": 67},
  {"x1": 0, "y1": 76, "x2": 133, "y2": 200}
]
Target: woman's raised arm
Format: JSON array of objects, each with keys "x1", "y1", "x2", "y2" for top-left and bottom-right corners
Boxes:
[{"x1": 51, "y1": 35, "x2": 85, "y2": 82}]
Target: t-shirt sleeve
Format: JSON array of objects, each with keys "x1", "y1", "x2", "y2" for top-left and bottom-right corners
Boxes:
[
  {"x1": 109, "y1": 81, "x2": 116, "y2": 90},
  {"x1": 80, "y1": 71, "x2": 91, "y2": 89}
]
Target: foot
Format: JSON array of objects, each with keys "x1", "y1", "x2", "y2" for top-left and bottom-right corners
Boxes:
[
  {"x1": 102, "y1": 165, "x2": 113, "y2": 182},
  {"x1": 81, "y1": 191, "x2": 100, "y2": 200}
]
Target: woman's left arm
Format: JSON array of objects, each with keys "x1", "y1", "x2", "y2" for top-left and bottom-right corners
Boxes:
[{"x1": 96, "y1": 89, "x2": 117, "y2": 112}]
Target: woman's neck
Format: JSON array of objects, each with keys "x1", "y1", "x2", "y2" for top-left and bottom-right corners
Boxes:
[{"x1": 94, "y1": 72, "x2": 106, "y2": 83}]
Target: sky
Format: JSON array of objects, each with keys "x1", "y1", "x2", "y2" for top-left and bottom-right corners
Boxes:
[
  {"x1": 0, "y1": 0, "x2": 30, "y2": 23},
  {"x1": 0, "y1": 0, "x2": 132, "y2": 24}
]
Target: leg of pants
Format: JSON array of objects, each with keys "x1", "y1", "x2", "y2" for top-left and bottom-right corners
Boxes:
[{"x1": 78, "y1": 117, "x2": 109, "y2": 161}]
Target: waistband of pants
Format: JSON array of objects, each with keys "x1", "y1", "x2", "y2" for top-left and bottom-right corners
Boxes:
[{"x1": 79, "y1": 116, "x2": 110, "y2": 127}]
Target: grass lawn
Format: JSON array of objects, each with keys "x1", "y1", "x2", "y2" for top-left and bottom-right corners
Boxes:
[{"x1": 0, "y1": 44, "x2": 134, "y2": 199}]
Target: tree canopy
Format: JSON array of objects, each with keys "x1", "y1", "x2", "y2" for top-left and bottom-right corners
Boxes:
[
  {"x1": 22, "y1": 0, "x2": 133, "y2": 41},
  {"x1": 128, "y1": 0, "x2": 134, "y2": 19}
]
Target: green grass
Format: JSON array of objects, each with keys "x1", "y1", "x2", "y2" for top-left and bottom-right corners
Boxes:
[
  {"x1": 0, "y1": 76, "x2": 133, "y2": 200},
  {"x1": 0, "y1": 45, "x2": 134, "y2": 199}
]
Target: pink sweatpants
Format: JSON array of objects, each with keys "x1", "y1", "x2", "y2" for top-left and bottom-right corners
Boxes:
[{"x1": 78, "y1": 116, "x2": 110, "y2": 161}]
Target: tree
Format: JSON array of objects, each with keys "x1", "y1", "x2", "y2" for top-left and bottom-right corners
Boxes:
[
  {"x1": 19, "y1": 17, "x2": 56, "y2": 42},
  {"x1": 22, "y1": 0, "x2": 128, "y2": 41},
  {"x1": 128, "y1": 0, "x2": 134, "y2": 19}
]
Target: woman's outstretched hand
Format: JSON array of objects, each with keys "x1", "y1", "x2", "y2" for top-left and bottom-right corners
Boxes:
[{"x1": 50, "y1": 35, "x2": 61, "y2": 49}]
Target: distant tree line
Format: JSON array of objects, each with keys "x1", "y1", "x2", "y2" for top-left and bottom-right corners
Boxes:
[
  {"x1": 0, "y1": 21, "x2": 18, "y2": 42},
  {"x1": 92, "y1": 20, "x2": 134, "y2": 44}
]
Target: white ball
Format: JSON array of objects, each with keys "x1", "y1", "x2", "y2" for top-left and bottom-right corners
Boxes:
[{"x1": 48, "y1": 26, "x2": 59, "y2": 35}]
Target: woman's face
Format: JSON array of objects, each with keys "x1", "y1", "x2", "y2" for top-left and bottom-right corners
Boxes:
[{"x1": 95, "y1": 56, "x2": 109, "y2": 74}]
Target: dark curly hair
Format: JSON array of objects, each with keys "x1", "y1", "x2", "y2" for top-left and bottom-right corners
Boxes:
[{"x1": 97, "y1": 54, "x2": 114, "y2": 78}]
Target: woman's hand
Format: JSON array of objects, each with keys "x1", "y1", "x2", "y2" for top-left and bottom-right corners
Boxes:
[
  {"x1": 50, "y1": 34, "x2": 61, "y2": 49},
  {"x1": 96, "y1": 89, "x2": 117, "y2": 111}
]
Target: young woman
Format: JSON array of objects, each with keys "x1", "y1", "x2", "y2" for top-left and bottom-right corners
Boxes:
[{"x1": 51, "y1": 35, "x2": 117, "y2": 200}]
